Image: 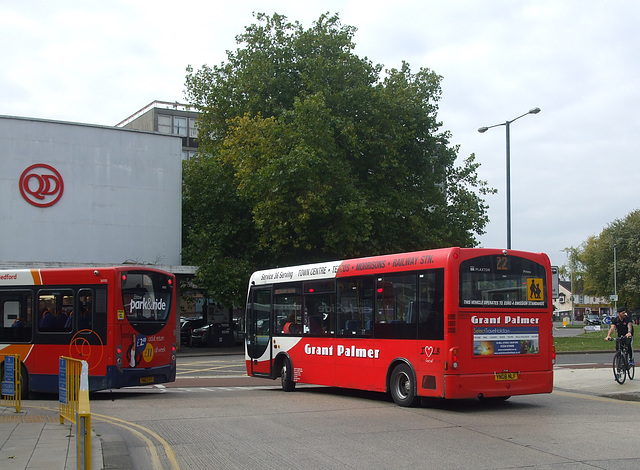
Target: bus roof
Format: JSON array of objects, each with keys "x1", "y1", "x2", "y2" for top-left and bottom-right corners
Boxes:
[
  {"x1": 248, "y1": 247, "x2": 550, "y2": 287},
  {"x1": 0, "y1": 266, "x2": 174, "y2": 286},
  {"x1": 249, "y1": 247, "x2": 457, "y2": 287}
]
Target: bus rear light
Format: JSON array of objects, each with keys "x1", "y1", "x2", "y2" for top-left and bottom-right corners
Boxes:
[
  {"x1": 116, "y1": 345, "x2": 123, "y2": 371},
  {"x1": 450, "y1": 348, "x2": 459, "y2": 370},
  {"x1": 552, "y1": 345, "x2": 556, "y2": 365}
]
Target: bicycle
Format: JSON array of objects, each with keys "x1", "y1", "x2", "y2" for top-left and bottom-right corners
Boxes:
[{"x1": 608, "y1": 336, "x2": 635, "y2": 384}]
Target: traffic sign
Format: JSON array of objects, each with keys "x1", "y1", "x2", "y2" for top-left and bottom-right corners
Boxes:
[
  {"x1": 4, "y1": 356, "x2": 14, "y2": 381},
  {"x1": 59, "y1": 358, "x2": 66, "y2": 404},
  {"x1": 1, "y1": 381, "x2": 13, "y2": 396}
]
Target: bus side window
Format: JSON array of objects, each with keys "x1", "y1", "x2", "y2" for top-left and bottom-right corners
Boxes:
[
  {"x1": 302, "y1": 294, "x2": 334, "y2": 336},
  {"x1": 274, "y1": 287, "x2": 302, "y2": 335},
  {"x1": 336, "y1": 277, "x2": 373, "y2": 337},
  {"x1": 72, "y1": 289, "x2": 94, "y2": 331},
  {"x1": 92, "y1": 287, "x2": 107, "y2": 341},
  {"x1": 374, "y1": 274, "x2": 417, "y2": 340},
  {"x1": 0, "y1": 293, "x2": 33, "y2": 342},
  {"x1": 37, "y1": 290, "x2": 74, "y2": 334},
  {"x1": 418, "y1": 269, "x2": 445, "y2": 340}
]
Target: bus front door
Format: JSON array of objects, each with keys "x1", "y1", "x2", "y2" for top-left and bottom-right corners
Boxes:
[{"x1": 247, "y1": 288, "x2": 272, "y2": 377}]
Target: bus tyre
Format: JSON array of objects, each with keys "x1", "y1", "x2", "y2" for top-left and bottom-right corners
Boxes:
[
  {"x1": 281, "y1": 358, "x2": 296, "y2": 392},
  {"x1": 20, "y1": 364, "x2": 29, "y2": 400},
  {"x1": 390, "y1": 363, "x2": 419, "y2": 407}
]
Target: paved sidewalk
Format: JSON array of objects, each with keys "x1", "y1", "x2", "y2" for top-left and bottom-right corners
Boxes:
[
  {"x1": 0, "y1": 404, "x2": 102, "y2": 469},
  {"x1": 554, "y1": 366, "x2": 640, "y2": 400},
  {"x1": 0, "y1": 345, "x2": 240, "y2": 470}
]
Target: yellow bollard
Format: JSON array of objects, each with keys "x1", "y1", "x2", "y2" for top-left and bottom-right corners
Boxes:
[
  {"x1": 59, "y1": 357, "x2": 92, "y2": 469},
  {"x1": 77, "y1": 360, "x2": 91, "y2": 470}
]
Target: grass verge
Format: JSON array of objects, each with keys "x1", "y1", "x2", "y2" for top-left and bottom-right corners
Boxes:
[{"x1": 554, "y1": 329, "x2": 617, "y2": 352}]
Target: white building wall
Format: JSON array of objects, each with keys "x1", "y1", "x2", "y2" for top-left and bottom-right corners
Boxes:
[
  {"x1": 0, "y1": 116, "x2": 183, "y2": 266},
  {"x1": 553, "y1": 284, "x2": 573, "y2": 319}
]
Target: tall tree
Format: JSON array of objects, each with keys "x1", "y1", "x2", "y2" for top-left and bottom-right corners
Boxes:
[
  {"x1": 566, "y1": 209, "x2": 640, "y2": 311},
  {"x1": 183, "y1": 12, "x2": 494, "y2": 306}
]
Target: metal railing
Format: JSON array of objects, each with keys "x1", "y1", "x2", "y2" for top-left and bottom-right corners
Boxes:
[{"x1": 59, "y1": 356, "x2": 92, "y2": 469}]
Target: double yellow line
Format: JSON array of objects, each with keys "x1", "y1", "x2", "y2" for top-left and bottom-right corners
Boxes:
[
  {"x1": 92, "y1": 411, "x2": 180, "y2": 470},
  {"x1": 31, "y1": 404, "x2": 180, "y2": 470}
]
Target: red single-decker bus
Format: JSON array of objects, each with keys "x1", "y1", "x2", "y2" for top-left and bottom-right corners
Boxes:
[{"x1": 245, "y1": 248, "x2": 554, "y2": 406}]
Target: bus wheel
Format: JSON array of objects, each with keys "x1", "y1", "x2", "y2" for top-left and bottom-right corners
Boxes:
[
  {"x1": 20, "y1": 364, "x2": 29, "y2": 400},
  {"x1": 390, "y1": 363, "x2": 419, "y2": 407},
  {"x1": 281, "y1": 358, "x2": 296, "y2": 392}
]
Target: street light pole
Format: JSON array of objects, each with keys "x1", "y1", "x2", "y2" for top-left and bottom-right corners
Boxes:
[
  {"x1": 505, "y1": 120, "x2": 511, "y2": 250},
  {"x1": 614, "y1": 243, "x2": 618, "y2": 312},
  {"x1": 478, "y1": 107, "x2": 541, "y2": 250}
]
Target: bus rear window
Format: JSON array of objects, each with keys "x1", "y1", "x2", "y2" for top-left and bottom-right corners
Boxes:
[
  {"x1": 459, "y1": 255, "x2": 547, "y2": 308},
  {"x1": 121, "y1": 271, "x2": 173, "y2": 335}
]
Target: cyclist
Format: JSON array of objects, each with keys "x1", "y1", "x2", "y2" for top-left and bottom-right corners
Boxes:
[{"x1": 605, "y1": 307, "x2": 634, "y2": 365}]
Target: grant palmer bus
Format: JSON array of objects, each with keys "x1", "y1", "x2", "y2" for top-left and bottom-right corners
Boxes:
[{"x1": 245, "y1": 248, "x2": 554, "y2": 406}]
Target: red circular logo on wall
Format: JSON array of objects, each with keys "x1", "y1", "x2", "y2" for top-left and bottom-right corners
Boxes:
[{"x1": 19, "y1": 164, "x2": 64, "y2": 207}]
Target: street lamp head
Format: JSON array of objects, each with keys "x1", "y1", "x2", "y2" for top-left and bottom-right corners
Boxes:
[
  {"x1": 477, "y1": 126, "x2": 489, "y2": 133},
  {"x1": 528, "y1": 107, "x2": 541, "y2": 115}
]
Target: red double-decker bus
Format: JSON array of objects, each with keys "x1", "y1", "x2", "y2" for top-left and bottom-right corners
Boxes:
[
  {"x1": 0, "y1": 266, "x2": 177, "y2": 397},
  {"x1": 245, "y1": 248, "x2": 554, "y2": 406}
]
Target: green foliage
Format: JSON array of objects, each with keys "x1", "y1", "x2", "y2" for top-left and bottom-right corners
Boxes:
[
  {"x1": 183, "y1": 12, "x2": 494, "y2": 305},
  {"x1": 565, "y1": 209, "x2": 640, "y2": 311}
]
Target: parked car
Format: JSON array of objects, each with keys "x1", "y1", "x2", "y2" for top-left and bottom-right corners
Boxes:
[
  {"x1": 180, "y1": 318, "x2": 206, "y2": 345},
  {"x1": 190, "y1": 323, "x2": 214, "y2": 347},
  {"x1": 584, "y1": 314, "x2": 601, "y2": 326},
  {"x1": 191, "y1": 322, "x2": 235, "y2": 347}
]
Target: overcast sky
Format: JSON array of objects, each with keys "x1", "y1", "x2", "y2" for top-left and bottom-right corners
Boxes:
[{"x1": 3, "y1": 0, "x2": 639, "y2": 269}]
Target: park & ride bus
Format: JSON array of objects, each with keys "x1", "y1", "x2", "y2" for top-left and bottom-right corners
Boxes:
[
  {"x1": 245, "y1": 247, "x2": 554, "y2": 406},
  {"x1": 0, "y1": 266, "x2": 177, "y2": 397}
]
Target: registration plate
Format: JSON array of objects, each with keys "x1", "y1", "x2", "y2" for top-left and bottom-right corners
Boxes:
[
  {"x1": 495, "y1": 372, "x2": 518, "y2": 381},
  {"x1": 140, "y1": 377, "x2": 155, "y2": 384}
]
